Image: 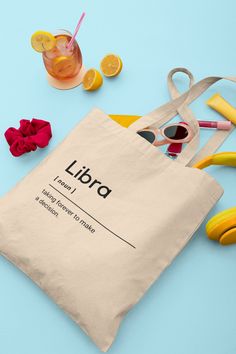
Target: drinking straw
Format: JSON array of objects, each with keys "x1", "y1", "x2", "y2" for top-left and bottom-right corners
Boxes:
[{"x1": 67, "y1": 12, "x2": 86, "y2": 50}]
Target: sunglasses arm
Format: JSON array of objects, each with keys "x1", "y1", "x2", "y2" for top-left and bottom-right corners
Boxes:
[{"x1": 153, "y1": 139, "x2": 169, "y2": 147}]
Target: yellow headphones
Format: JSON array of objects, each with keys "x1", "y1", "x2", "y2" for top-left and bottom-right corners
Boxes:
[{"x1": 193, "y1": 152, "x2": 236, "y2": 245}]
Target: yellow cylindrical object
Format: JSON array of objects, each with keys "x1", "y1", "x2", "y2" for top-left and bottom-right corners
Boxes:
[{"x1": 206, "y1": 93, "x2": 236, "y2": 125}]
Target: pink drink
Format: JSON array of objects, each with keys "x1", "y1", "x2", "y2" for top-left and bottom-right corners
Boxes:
[{"x1": 43, "y1": 30, "x2": 82, "y2": 80}]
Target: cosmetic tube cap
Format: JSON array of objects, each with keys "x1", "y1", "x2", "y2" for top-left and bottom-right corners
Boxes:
[{"x1": 217, "y1": 121, "x2": 232, "y2": 130}]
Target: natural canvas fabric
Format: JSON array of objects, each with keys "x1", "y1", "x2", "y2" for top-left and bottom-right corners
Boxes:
[{"x1": 0, "y1": 69, "x2": 235, "y2": 351}]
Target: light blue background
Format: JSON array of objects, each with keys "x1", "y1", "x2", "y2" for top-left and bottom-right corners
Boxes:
[{"x1": 0, "y1": 1, "x2": 236, "y2": 353}]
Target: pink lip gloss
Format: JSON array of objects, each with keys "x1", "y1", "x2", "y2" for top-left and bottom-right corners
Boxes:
[
  {"x1": 198, "y1": 120, "x2": 232, "y2": 130},
  {"x1": 168, "y1": 120, "x2": 232, "y2": 157}
]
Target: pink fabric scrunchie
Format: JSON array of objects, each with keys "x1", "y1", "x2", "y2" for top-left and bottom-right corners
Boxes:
[{"x1": 5, "y1": 118, "x2": 52, "y2": 157}]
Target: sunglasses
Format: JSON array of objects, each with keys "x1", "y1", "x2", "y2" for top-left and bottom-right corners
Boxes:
[{"x1": 137, "y1": 123, "x2": 193, "y2": 147}]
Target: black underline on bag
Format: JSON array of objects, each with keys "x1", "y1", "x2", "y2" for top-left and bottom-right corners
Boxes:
[{"x1": 48, "y1": 184, "x2": 136, "y2": 249}]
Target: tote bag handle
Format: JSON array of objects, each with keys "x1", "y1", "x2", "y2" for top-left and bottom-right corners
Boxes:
[{"x1": 129, "y1": 68, "x2": 235, "y2": 166}]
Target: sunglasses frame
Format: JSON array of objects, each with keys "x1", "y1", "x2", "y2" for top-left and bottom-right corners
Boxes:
[{"x1": 138, "y1": 123, "x2": 193, "y2": 147}]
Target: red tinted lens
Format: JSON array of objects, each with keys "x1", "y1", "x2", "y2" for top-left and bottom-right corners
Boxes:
[{"x1": 164, "y1": 125, "x2": 188, "y2": 140}]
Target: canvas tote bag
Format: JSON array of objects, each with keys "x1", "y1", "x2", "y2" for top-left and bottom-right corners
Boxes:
[{"x1": 0, "y1": 69, "x2": 235, "y2": 351}]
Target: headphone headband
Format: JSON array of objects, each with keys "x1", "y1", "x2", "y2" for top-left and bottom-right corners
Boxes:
[
  {"x1": 193, "y1": 152, "x2": 236, "y2": 169},
  {"x1": 194, "y1": 152, "x2": 236, "y2": 245}
]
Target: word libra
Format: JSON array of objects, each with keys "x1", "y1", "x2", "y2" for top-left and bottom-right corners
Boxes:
[{"x1": 65, "y1": 160, "x2": 112, "y2": 199}]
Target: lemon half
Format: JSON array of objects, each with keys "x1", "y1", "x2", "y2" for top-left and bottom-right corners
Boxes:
[
  {"x1": 100, "y1": 54, "x2": 123, "y2": 77},
  {"x1": 83, "y1": 69, "x2": 103, "y2": 91}
]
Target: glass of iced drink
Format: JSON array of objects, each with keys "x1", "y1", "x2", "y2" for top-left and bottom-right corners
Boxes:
[
  {"x1": 43, "y1": 30, "x2": 82, "y2": 81},
  {"x1": 31, "y1": 29, "x2": 85, "y2": 89}
]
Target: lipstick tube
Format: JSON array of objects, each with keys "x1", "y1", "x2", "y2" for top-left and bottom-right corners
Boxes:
[{"x1": 198, "y1": 120, "x2": 231, "y2": 130}]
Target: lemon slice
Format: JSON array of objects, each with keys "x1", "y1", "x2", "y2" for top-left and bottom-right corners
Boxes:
[
  {"x1": 83, "y1": 69, "x2": 103, "y2": 91},
  {"x1": 31, "y1": 31, "x2": 56, "y2": 52},
  {"x1": 100, "y1": 54, "x2": 123, "y2": 77},
  {"x1": 52, "y1": 56, "x2": 75, "y2": 79}
]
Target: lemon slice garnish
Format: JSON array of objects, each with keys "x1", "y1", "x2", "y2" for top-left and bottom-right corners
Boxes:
[
  {"x1": 31, "y1": 31, "x2": 56, "y2": 53},
  {"x1": 52, "y1": 56, "x2": 75, "y2": 79}
]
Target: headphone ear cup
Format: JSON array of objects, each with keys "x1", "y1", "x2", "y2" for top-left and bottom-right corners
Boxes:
[
  {"x1": 206, "y1": 207, "x2": 236, "y2": 244},
  {"x1": 220, "y1": 227, "x2": 236, "y2": 245}
]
